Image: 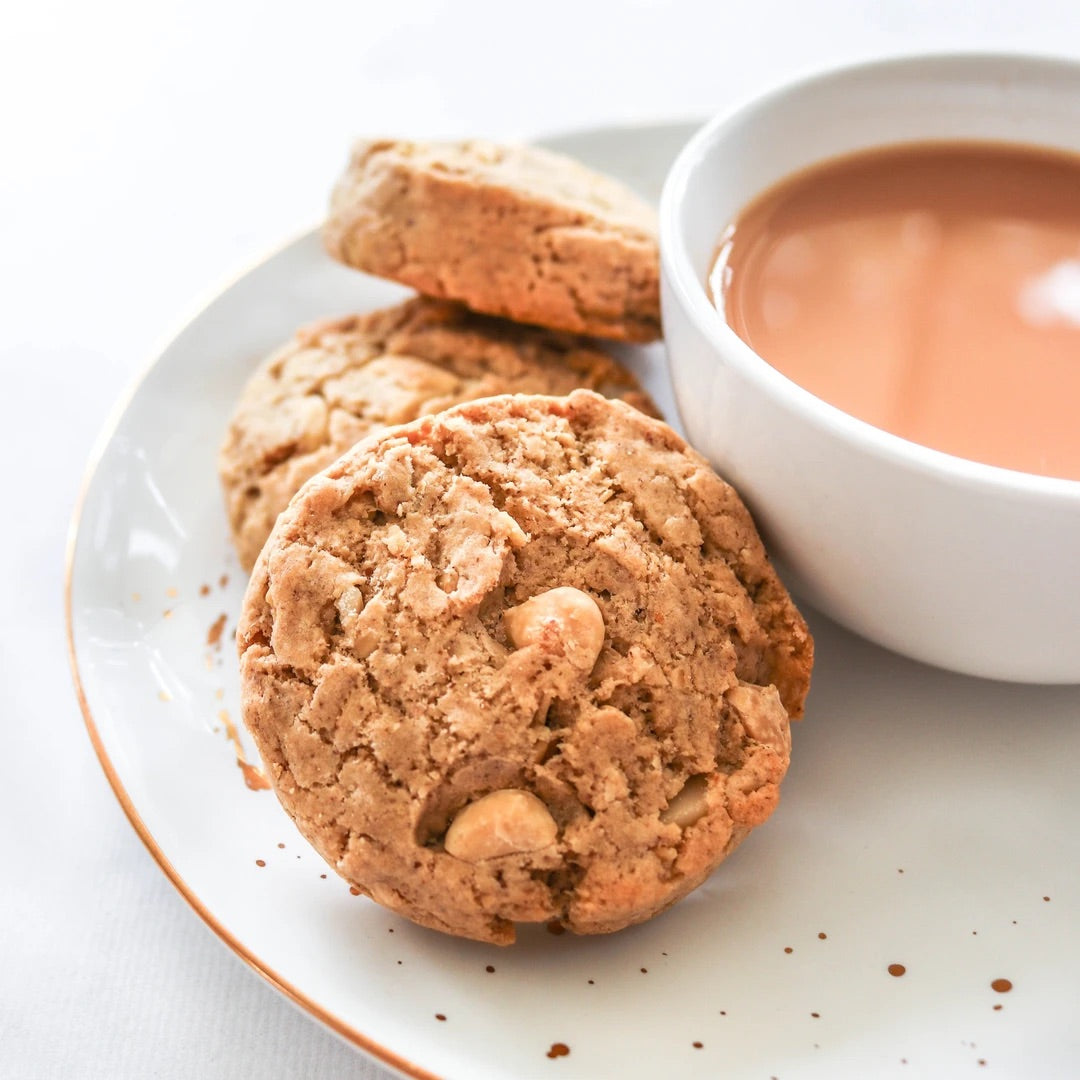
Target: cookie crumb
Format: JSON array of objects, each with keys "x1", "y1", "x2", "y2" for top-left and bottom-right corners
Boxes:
[
  {"x1": 199, "y1": 584, "x2": 211, "y2": 597},
  {"x1": 692, "y1": 1041, "x2": 703, "y2": 1049},
  {"x1": 546, "y1": 1043, "x2": 569, "y2": 1059},
  {"x1": 207, "y1": 613, "x2": 228, "y2": 647},
  {"x1": 486, "y1": 965, "x2": 495, "y2": 973},
  {"x1": 888, "y1": 964, "x2": 906, "y2": 977},
  {"x1": 435, "y1": 1014, "x2": 446, "y2": 1022},
  {"x1": 255, "y1": 859, "x2": 265, "y2": 867},
  {"x1": 817, "y1": 932, "x2": 827, "y2": 940},
  {"x1": 784, "y1": 947, "x2": 793, "y2": 954},
  {"x1": 991, "y1": 978, "x2": 1012, "y2": 993}
]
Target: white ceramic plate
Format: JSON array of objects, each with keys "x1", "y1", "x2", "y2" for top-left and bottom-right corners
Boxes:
[{"x1": 68, "y1": 122, "x2": 1080, "y2": 1080}]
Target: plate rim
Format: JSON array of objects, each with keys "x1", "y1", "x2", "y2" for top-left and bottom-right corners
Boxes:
[
  {"x1": 63, "y1": 221, "x2": 439, "y2": 1080},
  {"x1": 63, "y1": 117, "x2": 700, "y2": 1080}
]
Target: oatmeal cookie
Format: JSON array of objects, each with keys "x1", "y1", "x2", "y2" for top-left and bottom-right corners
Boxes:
[
  {"x1": 323, "y1": 140, "x2": 661, "y2": 342},
  {"x1": 238, "y1": 391, "x2": 812, "y2": 944},
  {"x1": 219, "y1": 298, "x2": 656, "y2": 570}
]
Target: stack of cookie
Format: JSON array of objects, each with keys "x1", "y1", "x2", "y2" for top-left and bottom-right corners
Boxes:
[{"x1": 222, "y1": 139, "x2": 812, "y2": 945}]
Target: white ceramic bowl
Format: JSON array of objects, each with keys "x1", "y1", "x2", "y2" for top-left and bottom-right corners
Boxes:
[{"x1": 660, "y1": 53, "x2": 1080, "y2": 683}]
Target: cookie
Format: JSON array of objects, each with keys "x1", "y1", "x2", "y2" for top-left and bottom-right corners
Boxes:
[
  {"x1": 219, "y1": 297, "x2": 657, "y2": 571},
  {"x1": 323, "y1": 140, "x2": 661, "y2": 342},
  {"x1": 238, "y1": 391, "x2": 812, "y2": 945}
]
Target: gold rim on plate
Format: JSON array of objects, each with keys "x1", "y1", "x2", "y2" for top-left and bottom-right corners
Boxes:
[{"x1": 63, "y1": 224, "x2": 439, "y2": 1080}]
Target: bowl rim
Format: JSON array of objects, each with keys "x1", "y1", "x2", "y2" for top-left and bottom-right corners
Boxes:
[{"x1": 659, "y1": 49, "x2": 1080, "y2": 503}]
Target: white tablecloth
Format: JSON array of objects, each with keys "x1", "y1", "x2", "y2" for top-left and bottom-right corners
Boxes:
[{"x1": 5, "y1": 2, "x2": 1079, "y2": 1076}]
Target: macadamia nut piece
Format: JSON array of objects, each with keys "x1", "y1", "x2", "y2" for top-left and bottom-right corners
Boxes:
[
  {"x1": 660, "y1": 773, "x2": 709, "y2": 828},
  {"x1": 503, "y1": 586, "x2": 605, "y2": 670},
  {"x1": 444, "y1": 789, "x2": 559, "y2": 862},
  {"x1": 725, "y1": 683, "x2": 791, "y2": 753}
]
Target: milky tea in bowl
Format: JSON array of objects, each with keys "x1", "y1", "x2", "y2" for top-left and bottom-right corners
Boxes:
[{"x1": 710, "y1": 141, "x2": 1080, "y2": 481}]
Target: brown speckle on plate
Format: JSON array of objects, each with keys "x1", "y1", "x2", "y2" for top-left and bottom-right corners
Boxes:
[
  {"x1": 888, "y1": 963, "x2": 906, "y2": 977},
  {"x1": 207, "y1": 613, "x2": 228, "y2": 647},
  {"x1": 546, "y1": 1043, "x2": 569, "y2": 1059},
  {"x1": 991, "y1": 978, "x2": 1013, "y2": 993}
]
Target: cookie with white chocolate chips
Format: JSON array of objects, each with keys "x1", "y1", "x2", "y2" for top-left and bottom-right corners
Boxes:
[
  {"x1": 323, "y1": 139, "x2": 661, "y2": 341},
  {"x1": 238, "y1": 390, "x2": 812, "y2": 944},
  {"x1": 219, "y1": 297, "x2": 657, "y2": 571}
]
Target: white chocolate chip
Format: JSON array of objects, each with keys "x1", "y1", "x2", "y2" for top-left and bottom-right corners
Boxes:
[
  {"x1": 725, "y1": 683, "x2": 791, "y2": 753},
  {"x1": 503, "y1": 586, "x2": 605, "y2": 671},
  {"x1": 444, "y1": 789, "x2": 558, "y2": 862},
  {"x1": 660, "y1": 774, "x2": 709, "y2": 828}
]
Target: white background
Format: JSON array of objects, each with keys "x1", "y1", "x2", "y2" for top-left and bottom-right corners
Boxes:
[{"x1": 4, "y1": 2, "x2": 1080, "y2": 1077}]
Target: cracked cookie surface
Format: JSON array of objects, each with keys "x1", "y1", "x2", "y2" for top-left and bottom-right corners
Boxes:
[
  {"x1": 238, "y1": 390, "x2": 812, "y2": 944},
  {"x1": 323, "y1": 140, "x2": 661, "y2": 342},
  {"x1": 219, "y1": 297, "x2": 656, "y2": 570}
]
